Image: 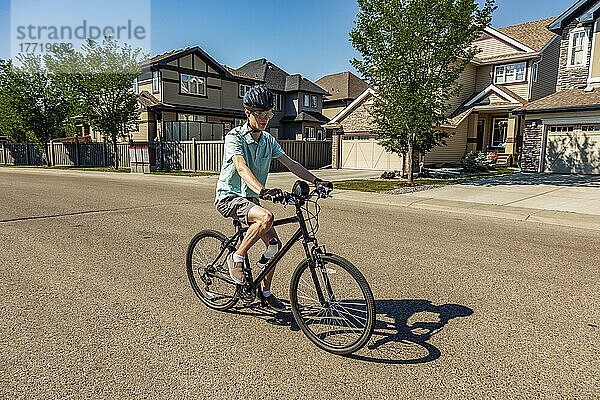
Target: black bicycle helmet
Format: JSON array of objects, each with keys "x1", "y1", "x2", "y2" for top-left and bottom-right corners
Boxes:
[{"x1": 243, "y1": 85, "x2": 275, "y2": 111}]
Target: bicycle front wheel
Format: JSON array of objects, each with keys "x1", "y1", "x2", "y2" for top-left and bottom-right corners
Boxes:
[
  {"x1": 289, "y1": 253, "x2": 375, "y2": 355},
  {"x1": 186, "y1": 230, "x2": 239, "y2": 310}
]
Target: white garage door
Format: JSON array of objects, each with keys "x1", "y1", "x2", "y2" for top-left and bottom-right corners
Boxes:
[
  {"x1": 545, "y1": 125, "x2": 600, "y2": 174},
  {"x1": 341, "y1": 135, "x2": 404, "y2": 170}
]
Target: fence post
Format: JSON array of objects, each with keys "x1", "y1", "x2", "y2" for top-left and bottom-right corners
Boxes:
[
  {"x1": 75, "y1": 140, "x2": 80, "y2": 166},
  {"x1": 25, "y1": 142, "x2": 30, "y2": 165},
  {"x1": 159, "y1": 139, "x2": 164, "y2": 170},
  {"x1": 2, "y1": 142, "x2": 6, "y2": 165},
  {"x1": 192, "y1": 138, "x2": 197, "y2": 172},
  {"x1": 102, "y1": 142, "x2": 106, "y2": 167}
]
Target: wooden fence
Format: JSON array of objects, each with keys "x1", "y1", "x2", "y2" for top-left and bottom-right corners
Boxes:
[{"x1": 0, "y1": 140, "x2": 332, "y2": 172}]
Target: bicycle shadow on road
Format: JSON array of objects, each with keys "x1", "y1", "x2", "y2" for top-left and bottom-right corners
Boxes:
[
  {"x1": 349, "y1": 299, "x2": 473, "y2": 364},
  {"x1": 225, "y1": 299, "x2": 301, "y2": 331}
]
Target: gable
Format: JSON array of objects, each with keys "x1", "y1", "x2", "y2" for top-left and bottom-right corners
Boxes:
[{"x1": 548, "y1": 0, "x2": 598, "y2": 34}]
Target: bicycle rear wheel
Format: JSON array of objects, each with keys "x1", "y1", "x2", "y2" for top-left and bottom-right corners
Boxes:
[
  {"x1": 289, "y1": 253, "x2": 375, "y2": 355},
  {"x1": 186, "y1": 230, "x2": 239, "y2": 310}
]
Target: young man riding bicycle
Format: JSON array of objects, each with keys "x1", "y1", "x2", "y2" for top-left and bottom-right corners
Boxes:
[{"x1": 214, "y1": 85, "x2": 333, "y2": 312}]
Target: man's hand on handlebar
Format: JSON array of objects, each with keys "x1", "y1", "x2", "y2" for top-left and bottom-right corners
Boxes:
[
  {"x1": 259, "y1": 187, "x2": 286, "y2": 203},
  {"x1": 314, "y1": 178, "x2": 333, "y2": 196}
]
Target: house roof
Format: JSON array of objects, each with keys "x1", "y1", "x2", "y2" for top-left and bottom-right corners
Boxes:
[
  {"x1": 323, "y1": 88, "x2": 376, "y2": 127},
  {"x1": 141, "y1": 47, "x2": 261, "y2": 83},
  {"x1": 496, "y1": 17, "x2": 558, "y2": 52},
  {"x1": 515, "y1": 88, "x2": 600, "y2": 114},
  {"x1": 281, "y1": 110, "x2": 330, "y2": 123},
  {"x1": 547, "y1": 0, "x2": 598, "y2": 34},
  {"x1": 315, "y1": 71, "x2": 370, "y2": 101},
  {"x1": 138, "y1": 91, "x2": 161, "y2": 108},
  {"x1": 236, "y1": 59, "x2": 328, "y2": 95},
  {"x1": 474, "y1": 51, "x2": 540, "y2": 64},
  {"x1": 284, "y1": 74, "x2": 329, "y2": 95}
]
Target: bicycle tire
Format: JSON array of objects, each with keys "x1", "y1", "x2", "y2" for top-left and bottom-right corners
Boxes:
[
  {"x1": 186, "y1": 230, "x2": 239, "y2": 310},
  {"x1": 289, "y1": 253, "x2": 375, "y2": 355}
]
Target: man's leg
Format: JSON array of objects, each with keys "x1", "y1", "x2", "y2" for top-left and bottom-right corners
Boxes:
[
  {"x1": 258, "y1": 227, "x2": 280, "y2": 291},
  {"x1": 236, "y1": 205, "x2": 274, "y2": 258}
]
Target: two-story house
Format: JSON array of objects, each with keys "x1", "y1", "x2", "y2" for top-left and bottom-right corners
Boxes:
[
  {"x1": 516, "y1": 0, "x2": 600, "y2": 174},
  {"x1": 315, "y1": 71, "x2": 371, "y2": 121},
  {"x1": 323, "y1": 18, "x2": 560, "y2": 170},
  {"x1": 132, "y1": 47, "x2": 262, "y2": 142},
  {"x1": 236, "y1": 59, "x2": 330, "y2": 140}
]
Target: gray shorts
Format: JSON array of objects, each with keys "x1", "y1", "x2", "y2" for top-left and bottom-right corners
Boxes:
[{"x1": 215, "y1": 196, "x2": 260, "y2": 225}]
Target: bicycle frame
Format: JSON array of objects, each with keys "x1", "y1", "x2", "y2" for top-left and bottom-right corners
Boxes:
[{"x1": 216, "y1": 198, "x2": 330, "y2": 305}]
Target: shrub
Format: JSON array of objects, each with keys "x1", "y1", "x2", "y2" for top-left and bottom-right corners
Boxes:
[{"x1": 460, "y1": 151, "x2": 496, "y2": 172}]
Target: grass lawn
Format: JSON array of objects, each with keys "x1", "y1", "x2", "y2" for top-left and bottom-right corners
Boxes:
[
  {"x1": 333, "y1": 167, "x2": 516, "y2": 192},
  {"x1": 150, "y1": 170, "x2": 219, "y2": 177}
]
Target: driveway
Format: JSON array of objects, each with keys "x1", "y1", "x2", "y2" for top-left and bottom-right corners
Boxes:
[{"x1": 407, "y1": 173, "x2": 600, "y2": 215}]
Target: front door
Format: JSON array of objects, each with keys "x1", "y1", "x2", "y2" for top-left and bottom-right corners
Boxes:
[{"x1": 476, "y1": 120, "x2": 484, "y2": 151}]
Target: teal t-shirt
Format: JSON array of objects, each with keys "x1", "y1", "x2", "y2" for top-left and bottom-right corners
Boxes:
[{"x1": 215, "y1": 123, "x2": 285, "y2": 203}]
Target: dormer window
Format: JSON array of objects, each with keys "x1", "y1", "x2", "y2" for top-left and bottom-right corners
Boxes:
[
  {"x1": 494, "y1": 62, "x2": 526, "y2": 84},
  {"x1": 304, "y1": 94, "x2": 310, "y2": 107},
  {"x1": 152, "y1": 71, "x2": 159, "y2": 93},
  {"x1": 311, "y1": 95, "x2": 317, "y2": 108},
  {"x1": 568, "y1": 28, "x2": 589, "y2": 67}
]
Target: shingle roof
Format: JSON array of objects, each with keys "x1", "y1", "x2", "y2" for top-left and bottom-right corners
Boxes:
[
  {"x1": 284, "y1": 74, "x2": 329, "y2": 95},
  {"x1": 315, "y1": 72, "x2": 369, "y2": 101},
  {"x1": 496, "y1": 17, "x2": 558, "y2": 52},
  {"x1": 141, "y1": 48, "x2": 191, "y2": 66},
  {"x1": 137, "y1": 91, "x2": 161, "y2": 108},
  {"x1": 281, "y1": 110, "x2": 329, "y2": 123},
  {"x1": 516, "y1": 88, "x2": 600, "y2": 113},
  {"x1": 236, "y1": 59, "x2": 288, "y2": 91},
  {"x1": 474, "y1": 51, "x2": 539, "y2": 63},
  {"x1": 221, "y1": 65, "x2": 260, "y2": 81}
]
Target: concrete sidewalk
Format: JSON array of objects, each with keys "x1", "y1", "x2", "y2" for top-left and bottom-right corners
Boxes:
[{"x1": 333, "y1": 173, "x2": 600, "y2": 231}]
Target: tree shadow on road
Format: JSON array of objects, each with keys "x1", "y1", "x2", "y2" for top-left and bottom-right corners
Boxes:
[{"x1": 348, "y1": 299, "x2": 473, "y2": 364}]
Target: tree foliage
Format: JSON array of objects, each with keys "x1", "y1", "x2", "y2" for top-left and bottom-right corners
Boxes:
[{"x1": 350, "y1": 0, "x2": 495, "y2": 180}]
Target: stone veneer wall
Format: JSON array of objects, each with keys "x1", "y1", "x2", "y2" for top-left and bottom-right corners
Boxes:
[
  {"x1": 556, "y1": 20, "x2": 593, "y2": 92},
  {"x1": 521, "y1": 119, "x2": 543, "y2": 172},
  {"x1": 332, "y1": 97, "x2": 377, "y2": 168}
]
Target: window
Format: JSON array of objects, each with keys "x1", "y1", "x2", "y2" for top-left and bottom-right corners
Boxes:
[
  {"x1": 311, "y1": 95, "x2": 317, "y2": 108},
  {"x1": 582, "y1": 125, "x2": 600, "y2": 132},
  {"x1": 494, "y1": 62, "x2": 526, "y2": 84},
  {"x1": 549, "y1": 126, "x2": 575, "y2": 132},
  {"x1": 491, "y1": 118, "x2": 508, "y2": 147},
  {"x1": 178, "y1": 113, "x2": 206, "y2": 122},
  {"x1": 239, "y1": 84, "x2": 251, "y2": 98},
  {"x1": 152, "y1": 71, "x2": 159, "y2": 92},
  {"x1": 304, "y1": 94, "x2": 310, "y2": 107},
  {"x1": 273, "y1": 93, "x2": 282, "y2": 111},
  {"x1": 235, "y1": 118, "x2": 245, "y2": 127},
  {"x1": 132, "y1": 78, "x2": 138, "y2": 94},
  {"x1": 180, "y1": 74, "x2": 206, "y2": 96},
  {"x1": 532, "y1": 62, "x2": 538, "y2": 82},
  {"x1": 304, "y1": 126, "x2": 316, "y2": 139},
  {"x1": 317, "y1": 128, "x2": 323, "y2": 140},
  {"x1": 568, "y1": 28, "x2": 589, "y2": 67}
]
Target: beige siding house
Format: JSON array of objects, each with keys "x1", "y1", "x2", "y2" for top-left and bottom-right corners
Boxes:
[{"x1": 325, "y1": 18, "x2": 560, "y2": 170}]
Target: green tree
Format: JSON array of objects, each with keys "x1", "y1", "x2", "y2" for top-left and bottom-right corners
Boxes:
[
  {"x1": 46, "y1": 38, "x2": 146, "y2": 168},
  {"x1": 0, "y1": 60, "x2": 28, "y2": 142},
  {"x1": 350, "y1": 0, "x2": 495, "y2": 181}
]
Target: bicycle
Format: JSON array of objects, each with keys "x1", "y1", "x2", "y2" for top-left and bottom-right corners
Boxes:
[{"x1": 186, "y1": 181, "x2": 376, "y2": 355}]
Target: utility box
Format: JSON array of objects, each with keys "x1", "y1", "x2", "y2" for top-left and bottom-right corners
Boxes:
[{"x1": 129, "y1": 145, "x2": 157, "y2": 173}]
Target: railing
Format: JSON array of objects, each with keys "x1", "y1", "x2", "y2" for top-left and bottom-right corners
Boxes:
[
  {"x1": 164, "y1": 121, "x2": 229, "y2": 141},
  {"x1": 1, "y1": 139, "x2": 332, "y2": 173}
]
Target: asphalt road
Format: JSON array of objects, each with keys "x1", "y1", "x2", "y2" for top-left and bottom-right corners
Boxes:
[{"x1": 1, "y1": 168, "x2": 599, "y2": 399}]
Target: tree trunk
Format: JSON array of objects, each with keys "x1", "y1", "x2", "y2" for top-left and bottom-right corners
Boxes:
[{"x1": 407, "y1": 140, "x2": 414, "y2": 183}]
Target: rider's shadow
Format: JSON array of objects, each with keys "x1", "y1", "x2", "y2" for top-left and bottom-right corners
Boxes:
[
  {"x1": 349, "y1": 299, "x2": 473, "y2": 364},
  {"x1": 227, "y1": 299, "x2": 301, "y2": 331}
]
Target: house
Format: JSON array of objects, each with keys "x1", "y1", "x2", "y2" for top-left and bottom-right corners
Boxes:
[
  {"x1": 315, "y1": 71, "x2": 371, "y2": 121},
  {"x1": 131, "y1": 46, "x2": 262, "y2": 142},
  {"x1": 515, "y1": 0, "x2": 600, "y2": 174},
  {"x1": 236, "y1": 59, "x2": 330, "y2": 140},
  {"x1": 324, "y1": 18, "x2": 561, "y2": 170}
]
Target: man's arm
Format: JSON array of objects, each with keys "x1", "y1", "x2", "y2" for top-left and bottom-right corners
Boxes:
[
  {"x1": 276, "y1": 154, "x2": 318, "y2": 183},
  {"x1": 232, "y1": 155, "x2": 265, "y2": 194}
]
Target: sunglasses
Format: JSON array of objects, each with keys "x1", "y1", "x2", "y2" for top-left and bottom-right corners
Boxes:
[{"x1": 251, "y1": 111, "x2": 274, "y2": 120}]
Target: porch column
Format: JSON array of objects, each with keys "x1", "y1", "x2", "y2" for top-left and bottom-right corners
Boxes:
[
  {"x1": 504, "y1": 114, "x2": 518, "y2": 155},
  {"x1": 466, "y1": 113, "x2": 478, "y2": 153}
]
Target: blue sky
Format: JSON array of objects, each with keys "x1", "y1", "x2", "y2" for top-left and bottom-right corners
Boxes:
[{"x1": 0, "y1": 0, "x2": 572, "y2": 81}]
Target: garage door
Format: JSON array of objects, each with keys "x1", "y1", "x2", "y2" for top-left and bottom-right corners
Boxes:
[
  {"x1": 341, "y1": 135, "x2": 404, "y2": 170},
  {"x1": 545, "y1": 125, "x2": 600, "y2": 174}
]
